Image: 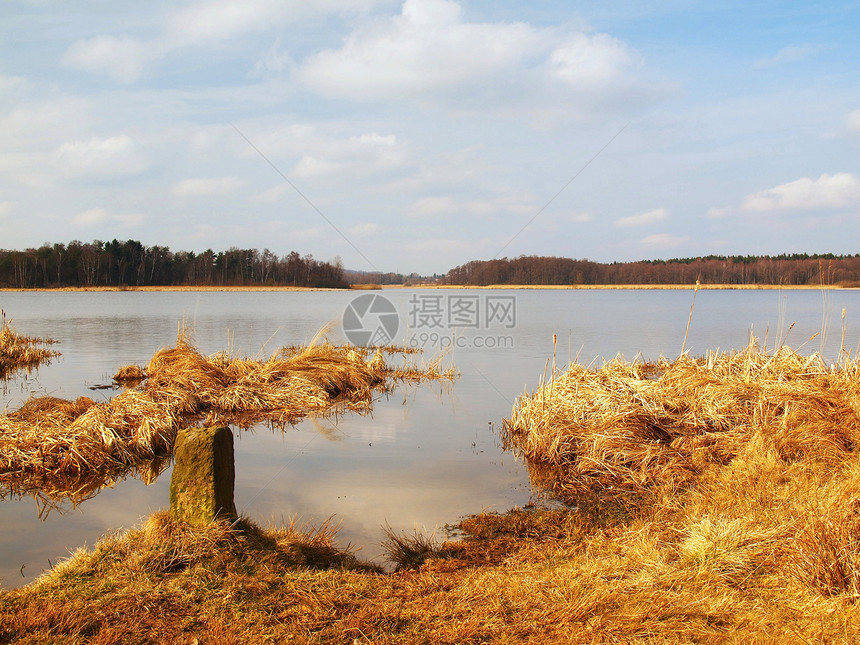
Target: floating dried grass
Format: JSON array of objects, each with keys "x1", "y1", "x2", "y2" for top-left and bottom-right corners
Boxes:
[
  {"x1": 112, "y1": 364, "x2": 146, "y2": 384},
  {"x1": 0, "y1": 313, "x2": 59, "y2": 380},
  {"x1": 0, "y1": 329, "x2": 454, "y2": 502}
]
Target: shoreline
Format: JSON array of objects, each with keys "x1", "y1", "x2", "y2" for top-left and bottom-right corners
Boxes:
[
  {"x1": 391, "y1": 283, "x2": 857, "y2": 290},
  {"x1": 0, "y1": 285, "x2": 343, "y2": 293},
  {"x1": 1, "y1": 283, "x2": 856, "y2": 292}
]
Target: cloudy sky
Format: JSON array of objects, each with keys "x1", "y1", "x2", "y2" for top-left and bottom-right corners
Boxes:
[{"x1": 2, "y1": 0, "x2": 859, "y2": 275}]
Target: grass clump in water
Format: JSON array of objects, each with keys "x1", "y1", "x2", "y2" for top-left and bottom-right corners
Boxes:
[
  {"x1": 0, "y1": 328, "x2": 454, "y2": 504},
  {"x1": 502, "y1": 339, "x2": 860, "y2": 505},
  {"x1": 0, "y1": 312, "x2": 59, "y2": 380}
]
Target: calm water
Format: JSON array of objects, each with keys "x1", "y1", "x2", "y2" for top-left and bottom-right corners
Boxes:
[{"x1": 1, "y1": 288, "x2": 858, "y2": 587}]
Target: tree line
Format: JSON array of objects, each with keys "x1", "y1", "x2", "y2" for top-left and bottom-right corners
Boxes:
[
  {"x1": 442, "y1": 254, "x2": 860, "y2": 287},
  {"x1": 0, "y1": 240, "x2": 349, "y2": 289}
]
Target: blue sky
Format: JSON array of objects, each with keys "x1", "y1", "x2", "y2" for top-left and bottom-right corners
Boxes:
[{"x1": 1, "y1": 0, "x2": 859, "y2": 275}]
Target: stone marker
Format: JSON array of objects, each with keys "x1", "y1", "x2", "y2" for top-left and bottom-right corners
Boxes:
[{"x1": 170, "y1": 425, "x2": 237, "y2": 524}]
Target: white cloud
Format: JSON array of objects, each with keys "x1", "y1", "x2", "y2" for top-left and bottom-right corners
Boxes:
[
  {"x1": 253, "y1": 184, "x2": 293, "y2": 203},
  {"x1": 172, "y1": 177, "x2": 245, "y2": 197},
  {"x1": 115, "y1": 213, "x2": 146, "y2": 227},
  {"x1": 56, "y1": 0, "x2": 657, "y2": 125},
  {"x1": 753, "y1": 44, "x2": 815, "y2": 69},
  {"x1": 297, "y1": 0, "x2": 544, "y2": 101},
  {"x1": 407, "y1": 196, "x2": 458, "y2": 217},
  {"x1": 62, "y1": 35, "x2": 160, "y2": 83},
  {"x1": 165, "y1": 0, "x2": 379, "y2": 45},
  {"x1": 569, "y1": 212, "x2": 593, "y2": 223},
  {"x1": 292, "y1": 156, "x2": 341, "y2": 180},
  {"x1": 639, "y1": 233, "x2": 689, "y2": 249},
  {"x1": 406, "y1": 191, "x2": 536, "y2": 218},
  {"x1": 54, "y1": 135, "x2": 149, "y2": 178},
  {"x1": 252, "y1": 40, "x2": 293, "y2": 78},
  {"x1": 0, "y1": 75, "x2": 30, "y2": 100},
  {"x1": 0, "y1": 97, "x2": 92, "y2": 150},
  {"x1": 62, "y1": 1, "x2": 385, "y2": 82},
  {"x1": 548, "y1": 33, "x2": 640, "y2": 85},
  {"x1": 166, "y1": 0, "x2": 285, "y2": 44},
  {"x1": 0, "y1": 202, "x2": 12, "y2": 219},
  {"x1": 295, "y1": 0, "x2": 650, "y2": 115},
  {"x1": 73, "y1": 208, "x2": 109, "y2": 226},
  {"x1": 615, "y1": 207, "x2": 667, "y2": 227},
  {"x1": 350, "y1": 222, "x2": 380, "y2": 235},
  {"x1": 740, "y1": 173, "x2": 860, "y2": 212},
  {"x1": 847, "y1": 109, "x2": 860, "y2": 134},
  {"x1": 289, "y1": 131, "x2": 407, "y2": 180}
]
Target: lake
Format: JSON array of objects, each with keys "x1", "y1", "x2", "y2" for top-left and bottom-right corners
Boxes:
[{"x1": 2, "y1": 287, "x2": 859, "y2": 587}]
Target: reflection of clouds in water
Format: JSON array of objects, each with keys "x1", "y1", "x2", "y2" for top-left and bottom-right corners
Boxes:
[
  {"x1": 322, "y1": 403, "x2": 402, "y2": 445},
  {"x1": 235, "y1": 429, "x2": 530, "y2": 563},
  {"x1": 228, "y1": 385, "x2": 532, "y2": 564},
  {"x1": 242, "y1": 466, "x2": 529, "y2": 564}
]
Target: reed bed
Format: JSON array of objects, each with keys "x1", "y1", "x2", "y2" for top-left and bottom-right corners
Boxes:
[
  {"x1": 0, "y1": 313, "x2": 59, "y2": 380},
  {"x1": 501, "y1": 338, "x2": 860, "y2": 612},
  {"x1": 502, "y1": 340, "x2": 860, "y2": 502},
  {"x1": 0, "y1": 388, "x2": 179, "y2": 506},
  {"x1": 0, "y1": 332, "x2": 454, "y2": 503}
]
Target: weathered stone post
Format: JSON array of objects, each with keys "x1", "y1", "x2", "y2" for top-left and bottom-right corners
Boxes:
[{"x1": 170, "y1": 425, "x2": 237, "y2": 524}]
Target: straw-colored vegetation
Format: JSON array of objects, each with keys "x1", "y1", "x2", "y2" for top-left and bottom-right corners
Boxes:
[
  {"x1": 0, "y1": 329, "x2": 453, "y2": 505},
  {"x1": 496, "y1": 340, "x2": 860, "y2": 639},
  {"x1": 2, "y1": 498, "x2": 858, "y2": 643},
  {"x1": 503, "y1": 341, "x2": 860, "y2": 504},
  {"x1": 0, "y1": 312, "x2": 59, "y2": 380},
  {"x1": 3, "y1": 335, "x2": 860, "y2": 642}
]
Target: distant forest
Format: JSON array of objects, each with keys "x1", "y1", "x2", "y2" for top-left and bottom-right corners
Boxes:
[
  {"x1": 443, "y1": 254, "x2": 860, "y2": 287},
  {"x1": 4, "y1": 243, "x2": 860, "y2": 289},
  {"x1": 0, "y1": 240, "x2": 349, "y2": 289},
  {"x1": 343, "y1": 270, "x2": 437, "y2": 285}
]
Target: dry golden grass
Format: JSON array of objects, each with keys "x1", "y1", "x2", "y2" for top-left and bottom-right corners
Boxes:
[
  {"x1": 4, "y1": 334, "x2": 860, "y2": 642},
  {"x1": 2, "y1": 502, "x2": 858, "y2": 644},
  {"x1": 0, "y1": 313, "x2": 59, "y2": 380},
  {"x1": 489, "y1": 339, "x2": 860, "y2": 641},
  {"x1": 0, "y1": 330, "x2": 454, "y2": 504},
  {"x1": 0, "y1": 392, "x2": 174, "y2": 510},
  {"x1": 503, "y1": 340, "x2": 860, "y2": 503}
]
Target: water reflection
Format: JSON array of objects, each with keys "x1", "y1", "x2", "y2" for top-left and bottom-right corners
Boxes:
[{"x1": 0, "y1": 458, "x2": 170, "y2": 518}]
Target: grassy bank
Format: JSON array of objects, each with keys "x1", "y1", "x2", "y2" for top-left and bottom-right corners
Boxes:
[
  {"x1": 1, "y1": 501, "x2": 856, "y2": 643},
  {"x1": 2, "y1": 340, "x2": 860, "y2": 642},
  {"x1": 402, "y1": 283, "x2": 859, "y2": 290},
  {"x1": 3, "y1": 283, "x2": 859, "y2": 292}
]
